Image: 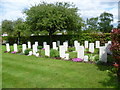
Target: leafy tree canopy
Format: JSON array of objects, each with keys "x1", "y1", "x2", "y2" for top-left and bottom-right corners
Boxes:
[
  {"x1": 2, "y1": 20, "x2": 14, "y2": 35},
  {"x1": 98, "y1": 12, "x2": 113, "y2": 33},
  {"x1": 24, "y1": 2, "x2": 83, "y2": 36}
]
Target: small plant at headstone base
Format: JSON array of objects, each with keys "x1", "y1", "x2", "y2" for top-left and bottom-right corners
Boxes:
[
  {"x1": 110, "y1": 28, "x2": 120, "y2": 82},
  {"x1": 18, "y1": 45, "x2": 22, "y2": 49},
  {"x1": 37, "y1": 46, "x2": 43, "y2": 49},
  {"x1": 50, "y1": 49, "x2": 59, "y2": 58},
  {"x1": 24, "y1": 49, "x2": 32, "y2": 55},
  {"x1": 11, "y1": 51, "x2": 17, "y2": 54},
  {"x1": 94, "y1": 48, "x2": 99, "y2": 54},
  {"x1": 68, "y1": 47, "x2": 75, "y2": 52},
  {"x1": 38, "y1": 49, "x2": 45, "y2": 57},
  {"x1": 72, "y1": 58, "x2": 83, "y2": 62},
  {"x1": 17, "y1": 49, "x2": 22, "y2": 53},
  {"x1": 42, "y1": 48, "x2": 45, "y2": 50}
]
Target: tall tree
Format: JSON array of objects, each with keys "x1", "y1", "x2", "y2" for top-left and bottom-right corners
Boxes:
[
  {"x1": 2, "y1": 20, "x2": 14, "y2": 35},
  {"x1": 118, "y1": 23, "x2": 120, "y2": 29},
  {"x1": 24, "y1": 2, "x2": 83, "y2": 45},
  {"x1": 86, "y1": 17, "x2": 99, "y2": 32},
  {"x1": 98, "y1": 12, "x2": 113, "y2": 33},
  {"x1": 13, "y1": 18, "x2": 30, "y2": 44}
]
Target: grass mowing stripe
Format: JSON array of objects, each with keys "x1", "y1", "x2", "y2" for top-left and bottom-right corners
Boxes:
[
  {"x1": 2, "y1": 46, "x2": 119, "y2": 88},
  {"x1": 3, "y1": 58, "x2": 110, "y2": 88},
  {"x1": 2, "y1": 72, "x2": 36, "y2": 88}
]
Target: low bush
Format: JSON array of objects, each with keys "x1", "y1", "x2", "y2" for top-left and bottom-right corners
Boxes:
[
  {"x1": 24, "y1": 49, "x2": 32, "y2": 55},
  {"x1": 38, "y1": 49, "x2": 45, "y2": 57},
  {"x1": 37, "y1": 46, "x2": 43, "y2": 49},
  {"x1": 50, "y1": 49, "x2": 59, "y2": 57},
  {"x1": 68, "y1": 47, "x2": 75, "y2": 52},
  {"x1": 2, "y1": 33, "x2": 111, "y2": 46}
]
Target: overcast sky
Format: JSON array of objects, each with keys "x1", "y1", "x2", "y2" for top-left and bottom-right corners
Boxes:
[{"x1": 0, "y1": 0, "x2": 119, "y2": 27}]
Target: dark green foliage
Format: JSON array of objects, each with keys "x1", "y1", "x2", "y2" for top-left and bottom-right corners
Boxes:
[
  {"x1": 24, "y1": 49, "x2": 32, "y2": 55},
  {"x1": 24, "y1": 2, "x2": 83, "y2": 45},
  {"x1": 85, "y1": 17, "x2": 99, "y2": 32},
  {"x1": 38, "y1": 49, "x2": 45, "y2": 57},
  {"x1": 2, "y1": 33, "x2": 111, "y2": 46},
  {"x1": 68, "y1": 47, "x2": 75, "y2": 52},
  {"x1": 98, "y1": 12, "x2": 113, "y2": 33},
  {"x1": 37, "y1": 46, "x2": 43, "y2": 49},
  {"x1": 50, "y1": 49, "x2": 59, "y2": 57},
  {"x1": 2, "y1": 20, "x2": 14, "y2": 35},
  {"x1": 118, "y1": 24, "x2": 120, "y2": 29}
]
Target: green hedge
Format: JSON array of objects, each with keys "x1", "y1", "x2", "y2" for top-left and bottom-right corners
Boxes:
[{"x1": 2, "y1": 33, "x2": 111, "y2": 46}]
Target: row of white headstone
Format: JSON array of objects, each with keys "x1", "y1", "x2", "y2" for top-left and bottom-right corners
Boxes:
[{"x1": 6, "y1": 40, "x2": 112, "y2": 62}]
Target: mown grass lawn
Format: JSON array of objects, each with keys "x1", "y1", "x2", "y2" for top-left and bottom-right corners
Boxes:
[{"x1": 2, "y1": 45, "x2": 120, "y2": 88}]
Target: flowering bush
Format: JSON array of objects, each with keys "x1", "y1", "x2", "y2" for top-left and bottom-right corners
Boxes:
[
  {"x1": 110, "y1": 28, "x2": 120, "y2": 63},
  {"x1": 11, "y1": 51, "x2": 17, "y2": 54},
  {"x1": 72, "y1": 58, "x2": 83, "y2": 62},
  {"x1": 110, "y1": 28, "x2": 120, "y2": 81},
  {"x1": 42, "y1": 48, "x2": 45, "y2": 50}
]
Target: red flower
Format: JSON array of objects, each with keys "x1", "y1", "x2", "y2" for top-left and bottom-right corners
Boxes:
[{"x1": 113, "y1": 63, "x2": 119, "y2": 68}]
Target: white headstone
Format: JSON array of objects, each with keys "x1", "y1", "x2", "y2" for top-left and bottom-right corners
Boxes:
[
  {"x1": 63, "y1": 42, "x2": 68, "y2": 51},
  {"x1": 57, "y1": 41, "x2": 60, "y2": 46},
  {"x1": 28, "y1": 42, "x2": 31, "y2": 49},
  {"x1": 77, "y1": 46, "x2": 84, "y2": 59},
  {"x1": 74, "y1": 40, "x2": 78, "y2": 47},
  {"x1": 89, "y1": 43, "x2": 94, "y2": 53},
  {"x1": 74, "y1": 41, "x2": 80, "y2": 51},
  {"x1": 13, "y1": 44, "x2": 18, "y2": 52},
  {"x1": 53, "y1": 42, "x2": 57, "y2": 50},
  {"x1": 64, "y1": 53, "x2": 69, "y2": 60},
  {"x1": 28, "y1": 51, "x2": 32, "y2": 56},
  {"x1": 6, "y1": 43, "x2": 10, "y2": 52},
  {"x1": 108, "y1": 41, "x2": 112, "y2": 44},
  {"x1": 35, "y1": 41, "x2": 38, "y2": 46},
  {"x1": 96, "y1": 41, "x2": 100, "y2": 48},
  {"x1": 84, "y1": 55, "x2": 89, "y2": 61},
  {"x1": 22, "y1": 44, "x2": 27, "y2": 53},
  {"x1": 76, "y1": 42, "x2": 80, "y2": 52},
  {"x1": 45, "y1": 45, "x2": 50, "y2": 56},
  {"x1": 99, "y1": 46, "x2": 107, "y2": 63},
  {"x1": 32, "y1": 44, "x2": 37, "y2": 55},
  {"x1": 59, "y1": 45, "x2": 65, "y2": 58},
  {"x1": 35, "y1": 53, "x2": 39, "y2": 57},
  {"x1": 43, "y1": 42, "x2": 47, "y2": 48},
  {"x1": 84, "y1": 41, "x2": 88, "y2": 48}
]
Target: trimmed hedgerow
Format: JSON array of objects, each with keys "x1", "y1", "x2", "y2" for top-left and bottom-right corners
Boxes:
[{"x1": 2, "y1": 33, "x2": 111, "y2": 46}]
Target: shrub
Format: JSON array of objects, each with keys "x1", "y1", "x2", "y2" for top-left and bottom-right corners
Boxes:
[
  {"x1": 68, "y1": 47, "x2": 75, "y2": 52},
  {"x1": 110, "y1": 28, "x2": 120, "y2": 81},
  {"x1": 2, "y1": 33, "x2": 111, "y2": 46},
  {"x1": 110, "y1": 29, "x2": 120, "y2": 63},
  {"x1": 24, "y1": 49, "x2": 32, "y2": 55},
  {"x1": 37, "y1": 46, "x2": 43, "y2": 49},
  {"x1": 38, "y1": 49, "x2": 45, "y2": 57},
  {"x1": 17, "y1": 49, "x2": 22, "y2": 53},
  {"x1": 50, "y1": 49, "x2": 59, "y2": 57}
]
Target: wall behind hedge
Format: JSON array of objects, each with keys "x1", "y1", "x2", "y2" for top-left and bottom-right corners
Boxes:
[{"x1": 2, "y1": 33, "x2": 111, "y2": 46}]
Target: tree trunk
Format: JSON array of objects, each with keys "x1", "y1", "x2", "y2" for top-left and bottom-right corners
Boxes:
[
  {"x1": 17, "y1": 32, "x2": 20, "y2": 45},
  {"x1": 49, "y1": 30, "x2": 52, "y2": 48},
  {"x1": 117, "y1": 67, "x2": 120, "y2": 82}
]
